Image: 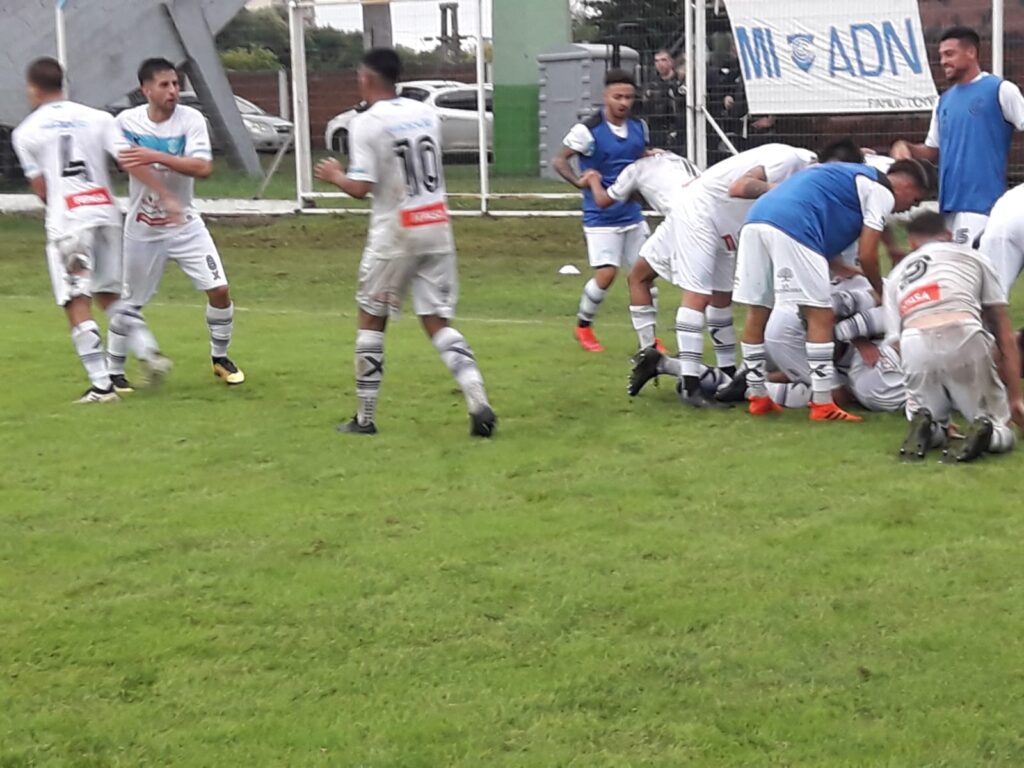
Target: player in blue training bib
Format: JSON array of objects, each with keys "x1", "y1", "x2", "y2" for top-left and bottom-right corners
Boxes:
[
  {"x1": 553, "y1": 69, "x2": 650, "y2": 353},
  {"x1": 732, "y1": 160, "x2": 929, "y2": 422},
  {"x1": 892, "y1": 26, "x2": 1024, "y2": 246}
]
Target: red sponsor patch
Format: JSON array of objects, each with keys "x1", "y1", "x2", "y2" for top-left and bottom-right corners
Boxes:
[
  {"x1": 65, "y1": 188, "x2": 113, "y2": 209},
  {"x1": 722, "y1": 234, "x2": 737, "y2": 252},
  {"x1": 135, "y1": 212, "x2": 173, "y2": 227},
  {"x1": 400, "y1": 200, "x2": 449, "y2": 228},
  {"x1": 899, "y1": 283, "x2": 941, "y2": 316}
]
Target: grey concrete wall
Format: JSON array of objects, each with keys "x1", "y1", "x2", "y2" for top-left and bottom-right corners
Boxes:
[{"x1": 0, "y1": 0, "x2": 245, "y2": 124}]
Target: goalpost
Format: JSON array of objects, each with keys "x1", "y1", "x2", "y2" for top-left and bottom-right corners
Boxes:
[{"x1": 287, "y1": 0, "x2": 491, "y2": 214}]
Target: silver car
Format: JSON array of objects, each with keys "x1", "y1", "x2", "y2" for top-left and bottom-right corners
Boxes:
[
  {"x1": 234, "y1": 95, "x2": 293, "y2": 153},
  {"x1": 325, "y1": 80, "x2": 493, "y2": 155}
]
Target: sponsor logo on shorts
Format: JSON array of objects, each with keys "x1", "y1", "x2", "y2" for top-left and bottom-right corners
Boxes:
[
  {"x1": 206, "y1": 255, "x2": 221, "y2": 280},
  {"x1": 65, "y1": 188, "x2": 113, "y2": 209},
  {"x1": 776, "y1": 266, "x2": 795, "y2": 293},
  {"x1": 899, "y1": 282, "x2": 941, "y2": 316},
  {"x1": 400, "y1": 201, "x2": 450, "y2": 228},
  {"x1": 136, "y1": 212, "x2": 174, "y2": 227}
]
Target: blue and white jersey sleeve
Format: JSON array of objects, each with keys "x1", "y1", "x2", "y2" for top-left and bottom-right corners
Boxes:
[
  {"x1": 563, "y1": 123, "x2": 596, "y2": 156},
  {"x1": 855, "y1": 175, "x2": 895, "y2": 231},
  {"x1": 100, "y1": 111, "x2": 131, "y2": 159},
  {"x1": 346, "y1": 113, "x2": 378, "y2": 184}
]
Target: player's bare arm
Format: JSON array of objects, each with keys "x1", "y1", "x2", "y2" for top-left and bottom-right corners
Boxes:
[
  {"x1": 28, "y1": 176, "x2": 46, "y2": 202},
  {"x1": 985, "y1": 303, "x2": 1024, "y2": 428},
  {"x1": 552, "y1": 146, "x2": 586, "y2": 189},
  {"x1": 728, "y1": 167, "x2": 771, "y2": 199},
  {"x1": 119, "y1": 147, "x2": 212, "y2": 179},
  {"x1": 583, "y1": 170, "x2": 615, "y2": 208},
  {"x1": 856, "y1": 226, "x2": 884, "y2": 295},
  {"x1": 314, "y1": 157, "x2": 373, "y2": 199},
  {"x1": 890, "y1": 139, "x2": 939, "y2": 164}
]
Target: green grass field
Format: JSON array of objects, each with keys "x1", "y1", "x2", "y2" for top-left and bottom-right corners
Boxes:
[{"x1": 2, "y1": 213, "x2": 1024, "y2": 767}]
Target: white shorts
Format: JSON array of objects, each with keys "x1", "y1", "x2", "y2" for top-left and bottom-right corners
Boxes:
[
  {"x1": 584, "y1": 222, "x2": 649, "y2": 269},
  {"x1": 123, "y1": 220, "x2": 227, "y2": 306},
  {"x1": 46, "y1": 225, "x2": 123, "y2": 306},
  {"x1": 356, "y1": 248, "x2": 458, "y2": 319},
  {"x1": 901, "y1": 323, "x2": 1010, "y2": 426},
  {"x1": 944, "y1": 211, "x2": 989, "y2": 248},
  {"x1": 845, "y1": 343, "x2": 906, "y2": 412},
  {"x1": 641, "y1": 210, "x2": 734, "y2": 295},
  {"x1": 978, "y1": 223, "x2": 1024, "y2": 301},
  {"x1": 764, "y1": 303, "x2": 809, "y2": 384},
  {"x1": 734, "y1": 223, "x2": 832, "y2": 309}
]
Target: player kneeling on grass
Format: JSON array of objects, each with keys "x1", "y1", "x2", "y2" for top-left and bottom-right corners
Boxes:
[
  {"x1": 733, "y1": 159, "x2": 928, "y2": 422},
  {"x1": 12, "y1": 58, "x2": 172, "y2": 402},
  {"x1": 886, "y1": 212, "x2": 1024, "y2": 462},
  {"x1": 314, "y1": 48, "x2": 495, "y2": 438},
  {"x1": 117, "y1": 58, "x2": 243, "y2": 387}
]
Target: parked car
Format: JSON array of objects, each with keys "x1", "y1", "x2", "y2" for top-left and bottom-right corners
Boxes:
[
  {"x1": 325, "y1": 80, "x2": 493, "y2": 156},
  {"x1": 105, "y1": 91, "x2": 293, "y2": 153}
]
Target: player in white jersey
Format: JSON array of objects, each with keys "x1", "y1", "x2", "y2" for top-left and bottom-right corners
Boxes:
[
  {"x1": 978, "y1": 182, "x2": 1024, "y2": 299},
  {"x1": 886, "y1": 212, "x2": 1024, "y2": 462},
  {"x1": 11, "y1": 58, "x2": 170, "y2": 402},
  {"x1": 600, "y1": 144, "x2": 816, "y2": 406},
  {"x1": 313, "y1": 48, "x2": 495, "y2": 437},
  {"x1": 116, "y1": 58, "x2": 244, "y2": 386}
]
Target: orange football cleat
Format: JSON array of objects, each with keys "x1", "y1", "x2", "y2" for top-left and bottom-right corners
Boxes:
[
  {"x1": 654, "y1": 337, "x2": 669, "y2": 354},
  {"x1": 574, "y1": 326, "x2": 604, "y2": 352},
  {"x1": 809, "y1": 402, "x2": 863, "y2": 422},
  {"x1": 748, "y1": 395, "x2": 783, "y2": 415}
]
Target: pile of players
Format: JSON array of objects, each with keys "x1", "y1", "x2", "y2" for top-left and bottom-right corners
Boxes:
[{"x1": 554, "y1": 26, "x2": 1024, "y2": 463}]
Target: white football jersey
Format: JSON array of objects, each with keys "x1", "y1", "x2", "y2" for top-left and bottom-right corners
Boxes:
[
  {"x1": 689, "y1": 143, "x2": 817, "y2": 246},
  {"x1": 117, "y1": 104, "x2": 212, "y2": 241},
  {"x1": 347, "y1": 97, "x2": 454, "y2": 256},
  {"x1": 607, "y1": 152, "x2": 700, "y2": 216},
  {"x1": 12, "y1": 100, "x2": 127, "y2": 238},
  {"x1": 885, "y1": 241, "x2": 1007, "y2": 340}
]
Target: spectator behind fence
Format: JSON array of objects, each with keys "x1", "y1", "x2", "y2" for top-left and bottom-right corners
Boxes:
[
  {"x1": 706, "y1": 34, "x2": 777, "y2": 164},
  {"x1": 642, "y1": 49, "x2": 686, "y2": 152}
]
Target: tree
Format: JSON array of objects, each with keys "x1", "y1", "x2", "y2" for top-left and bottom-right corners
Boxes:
[
  {"x1": 216, "y1": 9, "x2": 290, "y2": 66},
  {"x1": 220, "y1": 46, "x2": 281, "y2": 72},
  {"x1": 576, "y1": 0, "x2": 686, "y2": 54}
]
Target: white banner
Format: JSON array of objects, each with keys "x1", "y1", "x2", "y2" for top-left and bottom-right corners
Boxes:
[{"x1": 723, "y1": 0, "x2": 938, "y2": 114}]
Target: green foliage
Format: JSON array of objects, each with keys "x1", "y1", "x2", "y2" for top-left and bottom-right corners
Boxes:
[
  {"x1": 304, "y1": 26, "x2": 365, "y2": 72},
  {"x1": 216, "y1": 8, "x2": 290, "y2": 66},
  {"x1": 577, "y1": 0, "x2": 686, "y2": 51},
  {"x1": 220, "y1": 46, "x2": 281, "y2": 72},
  {"x1": 3, "y1": 213, "x2": 1024, "y2": 766}
]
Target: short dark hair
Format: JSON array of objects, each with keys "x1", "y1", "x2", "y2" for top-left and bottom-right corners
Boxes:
[
  {"x1": 905, "y1": 211, "x2": 949, "y2": 238},
  {"x1": 818, "y1": 138, "x2": 864, "y2": 164},
  {"x1": 654, "y1": 48, "x2": 673, "y2": 59},
  {"x1": 26, "y1": 57, "x2": 64, "y2": 93},
  {"x1": 605, "y1": 69, "x2": 637, "y2": 89},
  {"x1": 362, "y1": 48, "x2": 402, "y2": 86},
  {"x1": 889, "y1": 158, "x2": 931, "y2": 192},
  {"x1": 137, "y1": 57, "x2": 177, "y2": 85},
  {"x1": 940, "y1": 26, "x2": 981, "y2": 52}
]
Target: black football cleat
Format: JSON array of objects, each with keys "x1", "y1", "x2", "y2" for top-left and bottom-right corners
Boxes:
[
  {"x1": 470, "y1": 406, "x2": 497, "y2": 438},
  {"x1": 715, "y1": 369, "x2": 749, "y2": 402},
  {"x1": 677, "y1": 379, "x2": 733, "y2": 409},
  {"x1": 110, "y1": 373, "x2": 135, "y2": 394},
  {"x1": 628, "y1": 346, "x2": 663, "y2": 397},
  {"x1": 336, "y1": 416, "x2": 377, "y2": 435},
  {"x1": 899, "y1": 408, "x2": 934, "y2": 462},
  {"x1": 942, "y1": 416, "x2": 993, "y2": 463},
  {"x1": 212, "y1": 356, "x2": 245, "y2": 385}
]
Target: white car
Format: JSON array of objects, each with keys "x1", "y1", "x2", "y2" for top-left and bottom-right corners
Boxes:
[{"x1": 325, "y1": 80, "x2": 493, "y2": 156}]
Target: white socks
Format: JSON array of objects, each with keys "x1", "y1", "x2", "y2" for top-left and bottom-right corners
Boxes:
[
  {"x1": 629, "y1": 304, "x2": 657, "y2": 349},
  {"x1": 706, "y1": 305, "x2": 736, "y2": 371},
  {"x1": 741, "y1": 342, "x2": 768, "y2": 398},
  {"x1": 206, "y1": 303, "x2": 234, "y2": 358},
  {"x1": 806, "y1": 341, "x2": 835, "y2": 405},
  {"x1": 433, "y1": 327, "x2": 490, "y2": 413},
  {"x1": 577, "y1": 279, "x2": 606, "y2": 325},
  {"x1": 355, "y1": 329, "x2": 385, "y2": 426},
  {"x1": 71, "y1": 320, "x2": 110, "y2": 390},
  {"x1": 106, "y1": 301, "x2": 161, "y2": 363},
  {"x1": 675, "y1": 307, "x2": 705, "y2": 379}
]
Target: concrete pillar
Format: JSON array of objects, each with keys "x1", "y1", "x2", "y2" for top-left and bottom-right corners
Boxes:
[
  {"x1": 492, "y1": 0, "x2": 570, "y2": 175},
  {"x1": 361, "y1": 3, "x2": 393, "y2": 49}
]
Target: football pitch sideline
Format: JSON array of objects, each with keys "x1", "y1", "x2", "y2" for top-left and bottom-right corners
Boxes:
[{"x1": 1, "y1": 214, "x2": 1023, "y2": 767}]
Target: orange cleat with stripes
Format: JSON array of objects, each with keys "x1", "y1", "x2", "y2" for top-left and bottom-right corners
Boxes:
[
  {"x1": 748, "y1": 395, "x2": 783, "y2": 415},
  {"x1": 809, "y1": 402, "x2": 863, "y2": 422},
  {"x1": 574, "y1": 326, "x2": 604, "y2": 352}
]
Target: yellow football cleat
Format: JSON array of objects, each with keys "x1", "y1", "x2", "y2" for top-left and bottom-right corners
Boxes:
[{"x1": 212, "y1": 356, "x2": 245, "y2": 385}]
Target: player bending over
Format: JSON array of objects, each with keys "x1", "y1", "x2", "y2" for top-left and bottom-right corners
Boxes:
[
  {"x1": 315, "y1": 48, "x2": 496, "y2": 437},
  {"x1": 552, "y1": 70, "x2": 650, "y2": 353},
  {"x1": 608, "y1": 144, "x2": 816, "y2": 407},
  {"x1": 117, "y1": 58, "x2": 244, "y2": 386},
  {"x1": 733, "y1": 159, "x2": 928, "y2": 421},
  {"x1": 12, "y1": 58, "x2": 170, "y2": 402},
  {"x1": 978, "y1": 182, "x2": 1024, "y2": 299},
  {"x1": 888, "y1": 212, "x2": 1024, "y2": 461}
]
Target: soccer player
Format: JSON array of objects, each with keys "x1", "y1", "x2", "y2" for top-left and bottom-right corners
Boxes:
[
  {"x1": 610, "y1": 143, "x2": 817, "y2": 406},
  {"x1": 12, "y1": 57, "x2": 170, "y2": 402},
  {"x1": 313, "y1": 48, "x2": 496, "y2": 438},
  {"x1": 117, "y1": 58, "x2": 244, "y2": 386},
  {"x1": 978, "y1": 182, "x2": 1024, "y2": 299},
  {"x1": 887, "y1": 212, "x2": 1024, "y2": 462},
  {"x1": 733, "y1": 159, "x2": 929, "y2": 421},
  {"x1": 891, "y1": 26, "x2": 1024, "y2": 246},
  {"x1": 552, "y1": 70, "x2": 649, "y2": 353}
]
